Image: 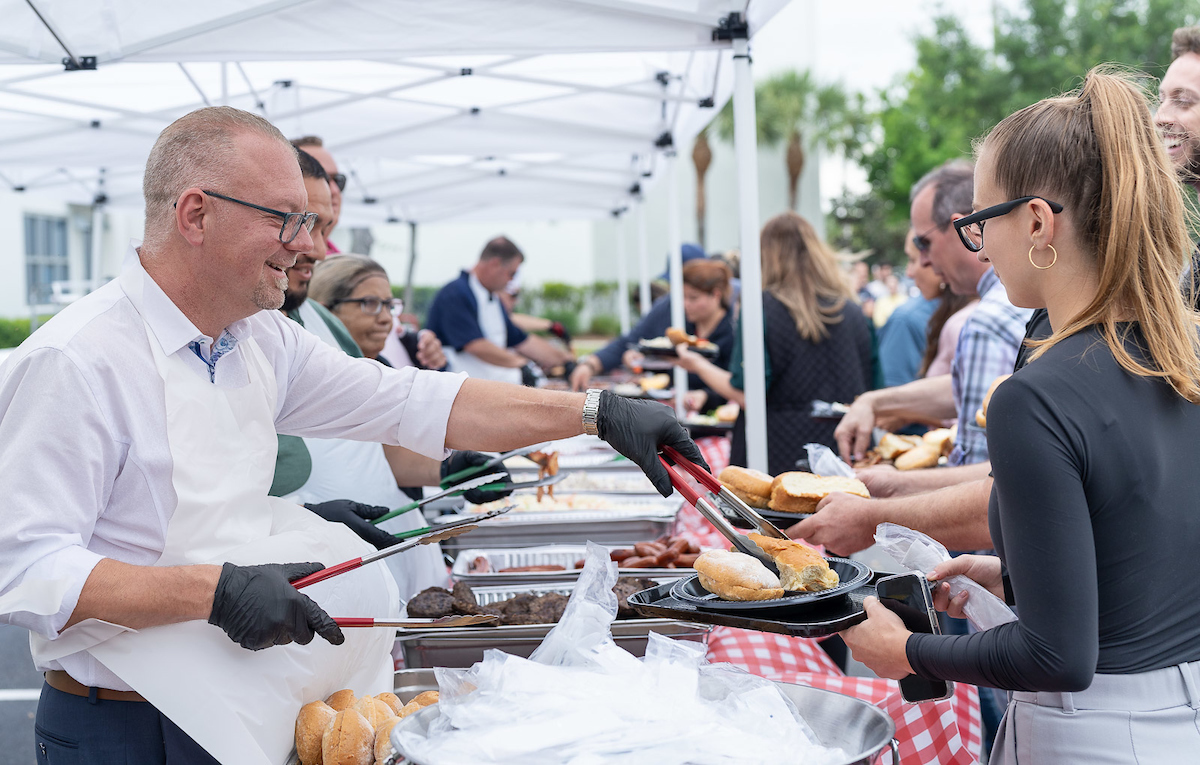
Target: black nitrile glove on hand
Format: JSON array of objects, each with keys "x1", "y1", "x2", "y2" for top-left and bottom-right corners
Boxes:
[
  {"x1": 304, "y1": 499, "x2": 398, "y2": 550},
  {"x1": 208, "y1": 562, "x2": 344, "y2": 651},
  {"x1": 441, "y1": 450, "x2": 513, "y2": 504},
  {"x1": 595, "y1": 389, "x2": 709, "y2": 497}
]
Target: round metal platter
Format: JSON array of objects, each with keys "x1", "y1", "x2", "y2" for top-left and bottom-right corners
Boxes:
[{"x1": 669, "y1": 557, "x2": 871, "y2": 612}]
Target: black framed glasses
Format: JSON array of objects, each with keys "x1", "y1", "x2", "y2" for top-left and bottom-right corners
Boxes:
[
  {"x1": 911, "y1": 224, "x2": 940, "y2": 253},
  {"x1": 201, "y1": 190, "x2": 317, "y2": 244},
  {"x1": 333, "y1": 297, "x2": 403, "y2": 316},
  {"x1": 330, "y1": 173, "x2": 347, "y2": 192},
  {"x1": 954, "y1": 196, "x2": 1064, "y2": 253}
]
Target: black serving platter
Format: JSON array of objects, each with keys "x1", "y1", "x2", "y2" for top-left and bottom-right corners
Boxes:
[
  {"x1": 637, "y1": 338, "x2": 720, "y2": 359},
  {"x1": 668, "y1": 558, "x2": 872, "y2": 613},
  {"x1": 628, "y1": 579, "x2": 876, "y2": 638}
]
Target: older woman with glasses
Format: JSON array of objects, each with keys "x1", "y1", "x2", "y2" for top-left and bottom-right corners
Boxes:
[{"x1": 309, "y1": 255, "x2": 446, "y2": 370}]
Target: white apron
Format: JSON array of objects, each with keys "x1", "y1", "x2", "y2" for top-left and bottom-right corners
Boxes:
[
  {"x1": 445, "y1": 278, "x2": 522, "y2": 384},
  {"x1": 37, "y1": 315, "x2": 399, "y2": 764}
]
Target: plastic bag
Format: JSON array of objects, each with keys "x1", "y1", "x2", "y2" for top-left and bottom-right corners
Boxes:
[
  {"x1": 805, "y1": 443, "x2": 856, "y2": 479},
  {"x1": 874, "y1": 522, "x2": 1016, "y2": 631},
  {"x1": 393, "y1": 542, "x2": 848, "y2": 765}
]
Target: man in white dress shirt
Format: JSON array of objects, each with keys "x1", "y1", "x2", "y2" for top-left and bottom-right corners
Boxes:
[{"x1": 0, "y1": 106, "x2": 704, "y2": 763}]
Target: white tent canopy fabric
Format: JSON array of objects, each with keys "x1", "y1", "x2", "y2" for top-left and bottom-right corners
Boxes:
[{"x1": 0, "y1": 0, "x2": 781, "y2": 471}]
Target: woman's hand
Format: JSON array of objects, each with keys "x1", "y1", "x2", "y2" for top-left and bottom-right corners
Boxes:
[
  {"x1": 673, "y1": 344, "x2": 703, "y2": 372},
  {"x1": 840, "y1": 596, "x2": 915, "y2": 680},
  {"x1": 928, "y1": 554, "x2": 1004, "y2": 618},
  {"x1": 414, "y1": 329, "x2": 447, "y2": 370},
  {"x1": 683, "y1": 389, "x2": 708, "y2": 413},
  {"x1": 621, "y1": 349, "x2": 645, "y2": 373}
]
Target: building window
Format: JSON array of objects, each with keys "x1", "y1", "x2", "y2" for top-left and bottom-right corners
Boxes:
[{"x1": 24, "y1": 214, "x2": 69, "y2": 305}]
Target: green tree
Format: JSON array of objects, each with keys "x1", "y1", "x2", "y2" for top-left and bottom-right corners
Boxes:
[
  {"x1": 840, "y1": 0, "x2": 1200, "y2": 257},
  {"x1": 715, "y1": 70, "x2": 864, "y2": 211}
]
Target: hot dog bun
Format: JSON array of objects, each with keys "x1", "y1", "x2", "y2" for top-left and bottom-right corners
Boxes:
[
  {"x1": 768, "y1": 472, "x2": 870, "y2": 514},
  {"x1": 693, "y1": 549, "x2": 785, "y2": 601},
  {"x1": 893, "y1": 443, "x2": 941, "y2": 470},
  {"x1": 747, "y1": 533, "x2": 839, "y2": 592},
  {"x1": 718, "y1": 465, "x2": 774, "y2": 497}
]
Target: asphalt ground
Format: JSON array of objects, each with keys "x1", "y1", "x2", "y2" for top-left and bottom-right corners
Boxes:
[{"x1": 0, "y1": 624, "x2": 40, "y2": 765}]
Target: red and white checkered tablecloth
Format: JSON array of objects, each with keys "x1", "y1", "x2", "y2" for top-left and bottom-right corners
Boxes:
[{"x1": 676, "y1": 436, "x2": 982, "y2": 764}]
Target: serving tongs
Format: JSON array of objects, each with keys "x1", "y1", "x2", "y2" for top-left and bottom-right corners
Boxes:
[
  {"x1": 657, "y1": 452, "x2": 781, "y2": 575},
  {"x1": 371, "y1": 472, "x2": 505, "y2": 526},
  {"x1": 473, "y1": 471, "x2": 568, "y2": 496},
  {"x1": 391, "y1": 503, "x2": 514, "y2": 542},
  {"x1": 334, "y1": 614, "x2": 499, "y2": 628},
  {"x1": 292, "y1": 523, "x2": 480, "y2": 589},
  {"x1": 439, "y1": 442, "x2": 551, "y2": 485},
  {"x1": 660, "y1": 445, "x2": 789, "y2": 541}
]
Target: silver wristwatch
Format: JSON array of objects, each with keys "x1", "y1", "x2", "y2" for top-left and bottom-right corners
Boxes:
[{"x1": 582, "y1": 388, "x2": 603, "y2": 436}]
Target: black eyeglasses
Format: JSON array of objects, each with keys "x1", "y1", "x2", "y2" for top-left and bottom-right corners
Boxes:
[
  {"x1": 200, "y1": 190, "x2": 317, "y2": 244},
  {"x1": 333, "y1": 297, "x2": 403, "y2": 316},
  {"x1": 954, "y1": 196, "x2": 1064, "y2": 253},
  {"x1": 911, "y1": 224, "x2": 940, "y2": 253},
  {"x1": 330, "y1": 173, "x2": 347, "y2": 192}
]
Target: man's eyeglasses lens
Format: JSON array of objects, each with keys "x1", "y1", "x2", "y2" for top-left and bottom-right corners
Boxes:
[
  {"x1": 282, "y1": 213, "x2": 318, "y2": 244},
  {"x1": 331, "y1": 173, "x2": 347, "y2": 192}
]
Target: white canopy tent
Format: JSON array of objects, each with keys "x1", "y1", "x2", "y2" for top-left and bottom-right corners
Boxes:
[{"x1": 0, "y1": 0, "x2": 779, "y2": 471}]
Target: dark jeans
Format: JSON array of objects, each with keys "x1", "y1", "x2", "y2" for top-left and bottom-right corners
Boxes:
[{"x1": 35, "y1": 683, "x2": 219, "y2": 764}]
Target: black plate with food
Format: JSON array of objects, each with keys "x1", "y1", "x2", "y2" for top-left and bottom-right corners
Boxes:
[
  {"x1": 668, "y1": 557, "x2": 871, "y2": 613},
  {"x1": 719, "y1": 504, "x2": 813, "y2": 530},
  {"x1": 636, "y1": 338, "x2": 720, "y2": 359},
  {"x1": 628, "y1": 579, "x2": 875, "y2": 638}
]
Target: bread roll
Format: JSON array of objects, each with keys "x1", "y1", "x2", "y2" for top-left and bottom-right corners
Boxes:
[
  {"x1": 693, "y1": 549, "x2": 784, "y2": 601},
  {"x1": 374, "y1": 692, "x2": 403, "y2": 716},
  {"x1": 922, "y1": 428, "x2": 955, "y2": 456},
  {"x1": 295, "y1": 700, "x2": 336, "y2": 765},
  {"x1": 412, "y1": 691, "x2": 440, "y2": 708},
  {"x1": 894, "y1": 443, "x2": 941, "y2": 470},
  {"x1": 748, "y1": 533, "x2": 839, "y2": 592},
  {"x1": 353, "y1": 696, "x2": 395, "y2": 729},
  {"x1": 325, "y1": 689, "x2": 356, "y2": 712},
  {"x1": 374, "y1": 717, "x2": 399, "y2": 765},
  {"x1": 718, "y1": 465, "x2": 774, "y2": 497},
  {"x1": 322, "y1": 709, "x2": 374, "y2": 765},
  {"x1": 727, "y1": 485, "x2": 771, "y2": 509},
  {"x1": 396, "y1": 700, "x2": 423, "y2": 719},
  {"x1": 665, "y1": 327, "x2": 691, "y2": 345},
  {"x1": 639, "y1": 373, "x2": 671, "y2": 391},
  {"x1": 714, "y1": 402, "x2": 740, "y2": 423},
  {"x1": 876, "y1": 433, "x2": 923, "y2": 460},
  {"x1": 768, "y1": 472, "x2": 870, "y2": 514},
  {"x1": 975, "y1": 374, "x2": 1010, "y2": 428}
]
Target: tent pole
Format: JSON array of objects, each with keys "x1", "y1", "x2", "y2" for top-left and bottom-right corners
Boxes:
[
  {"x1": 403, "y1": 222, "x2": 418, "y2": 311},
  {"x1": 665, "y1": 153, "x2": 687, "y2": 418},
  {"x1": 614, "y1": 211, "x2": 631, "y2": 335},
  {"x1": 732, "y1": 35, "x2": 768, "y2": 472},
  {"x1": 636, "y1": 201, "x2": 650, "y2": 316},
  {"x1": 220, "y1": 62, "x2": 228, "y2": 105}
]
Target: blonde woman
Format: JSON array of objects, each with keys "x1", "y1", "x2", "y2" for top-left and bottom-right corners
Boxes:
[
  {"x1": 676, "y1": 212, "x2": 871, "y2": 475},
  {"x1": 842, "y1": 68, "x2": 1200, "y2": 762}
]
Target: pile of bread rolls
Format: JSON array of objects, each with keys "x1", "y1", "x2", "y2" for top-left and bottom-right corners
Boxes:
[
  {"x1": 693, "y1": 534, "x2": 840, "y2": 602},
  {"x1": 718, "y1": 466, "x2": 870, "y2": 514},
  {"x1": 295, "y1": 688, "x2": 438, "y2": 765},
  {"x1": 854, "y1": 428, "x2": 955, "y2": 470}
]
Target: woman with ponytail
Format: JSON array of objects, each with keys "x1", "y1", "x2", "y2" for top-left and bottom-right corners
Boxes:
[{"x1": 842, "y1": 67, "x2": 1200, "y2": 763}]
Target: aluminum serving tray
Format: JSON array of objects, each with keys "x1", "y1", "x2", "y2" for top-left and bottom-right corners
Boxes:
[
  {"x1": 451, "y1": 544, "x2": 694, "y2": 585},
  {"x1": 440, "y1": 503, "x2": 681, "y2": 554},
  {"x1": 396, "y1": 580, "x2": 710, "y2": 669}
]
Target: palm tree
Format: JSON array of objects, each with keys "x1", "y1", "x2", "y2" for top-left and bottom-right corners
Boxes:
[
  {"x1": 716, "y1": 70, "x2": 864, "y2": 211},
  {"x1": 692, "y1": 127, "x2": 713, "y2": 249}
]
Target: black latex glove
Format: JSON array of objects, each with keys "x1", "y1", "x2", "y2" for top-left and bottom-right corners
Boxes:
[
  {"x1": 441, "y1": 450, "x2": 513, "y2": 504},
  {"x1": 208, "y1": 562, "x2": 344, "y2": 651},
  {"x1": 304, "y1": 499, "x2": 398, "y2": 550},
  {"x1": 549, "y1": 321, "x2": 571, "y2": 344},
  {"x1": 520, "y1": 363, "x2": 539, "y2": 387},
  {"x1": 595, "y1": 389, "x2": 709, "y2": 497}
]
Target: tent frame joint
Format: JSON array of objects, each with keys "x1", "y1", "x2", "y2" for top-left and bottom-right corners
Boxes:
[
  {"x1": 62, "y1": 55, "x2": 96, "y2": 71},
  {"x1": 712, "y1": 12, "x2": 749, "y2": 41}
]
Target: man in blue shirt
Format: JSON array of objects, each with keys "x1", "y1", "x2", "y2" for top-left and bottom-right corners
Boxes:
[{"x1": 426, "y1": 237, "x2": 572, "y2": 383}]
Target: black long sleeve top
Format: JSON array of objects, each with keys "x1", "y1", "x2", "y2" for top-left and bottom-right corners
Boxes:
[{"x1": 907, "y1": 324, "x2": 1200, "y2": 691}]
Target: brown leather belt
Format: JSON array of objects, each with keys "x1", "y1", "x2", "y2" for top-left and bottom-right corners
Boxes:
[{"x1": 45, "y1": 670, "x2": 147, "y2": 703}]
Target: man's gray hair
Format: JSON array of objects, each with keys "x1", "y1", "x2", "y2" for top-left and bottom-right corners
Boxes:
[
  {"x1": 910, "y1": 159, "x2": 975, "y2": 229},
  {"x1": 142, "y1": 106, "x2": 294, "y2": 247}
]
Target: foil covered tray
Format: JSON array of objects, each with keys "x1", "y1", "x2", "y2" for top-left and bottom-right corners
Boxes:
[{"x1": 451, "y1": 544, "x2": 695, "y2": 585}]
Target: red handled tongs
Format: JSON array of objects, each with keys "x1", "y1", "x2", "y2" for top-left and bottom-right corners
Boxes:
[
  {"x1": 333, "y1": 614, "x2": 499, "y2": 628},
  {"x1": 292, "y1": 523, "x2": 480, "y2": 590},
  {"x1": 657, "y1": 451, "x2": 780, "y2": 575},
  {"x1": 661, "y1": 446, "x2": 788, "y2": 540}
]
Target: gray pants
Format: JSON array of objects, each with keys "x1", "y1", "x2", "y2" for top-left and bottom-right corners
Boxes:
[{"x1": 992, "y1": 661, "x2": 1200, "y2": 764}]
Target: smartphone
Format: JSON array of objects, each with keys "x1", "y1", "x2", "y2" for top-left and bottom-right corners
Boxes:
[{"x1": 875, "y1": 571, "x2": 954, "y2": 703}]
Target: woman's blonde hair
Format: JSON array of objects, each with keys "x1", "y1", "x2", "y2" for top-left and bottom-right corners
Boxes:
[
  {"x1": 759, "y1": 212, "x2": 854, "y2": 342},
  {"x1": 980, "y1": 66, "x2": 1200, "y2": 402}
]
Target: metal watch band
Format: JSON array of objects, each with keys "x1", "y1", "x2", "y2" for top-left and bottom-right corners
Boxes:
[{"x1": 582, "y1": 388, "x2": 603, "y2": 436}]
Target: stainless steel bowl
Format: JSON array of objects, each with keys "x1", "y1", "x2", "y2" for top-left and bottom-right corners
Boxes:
[{"x1": 390, "y1": 679, "x2": 898, "y2": 765}]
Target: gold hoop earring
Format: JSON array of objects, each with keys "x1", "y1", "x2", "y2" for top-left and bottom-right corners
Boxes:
[{"x1": 1029, "y1": 243, "x2": 1057, "y2": 270}]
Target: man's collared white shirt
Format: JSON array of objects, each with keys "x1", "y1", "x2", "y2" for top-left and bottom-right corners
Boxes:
[{"x1": 0, "y1": 250, "x2": 465, "y2": 687}]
